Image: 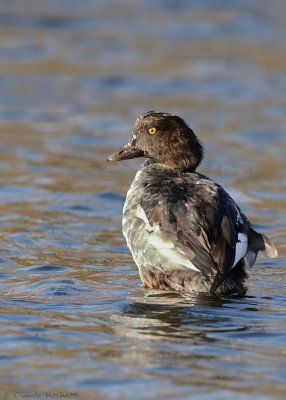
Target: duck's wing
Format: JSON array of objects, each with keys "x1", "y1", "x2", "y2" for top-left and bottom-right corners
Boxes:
[
  {"x1": 140, "y1": 176, "x2": 258, "y2": 292},
  {"x1": 139, "y1": 180, "x2": 214, "y2": 277},
  {"x1": 204, "y1": 185, "x2": 251, "y2": 292},
  {"x1": 207, "y1": 183, "x2": 277, "y2": 292},
  {"x1": 139, "y1": 178, "x2": 219, "y2": 279}
]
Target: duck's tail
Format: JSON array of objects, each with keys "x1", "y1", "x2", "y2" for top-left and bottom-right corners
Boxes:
[
  {"x1": 241, "y1": 229, "x2": 277, "y2": 269},
  {"x1": 260, "y1": 233, "x2": 278, "y2": 258},
  {"x1": 250, "y1": 229, "x2": 277, "y2": 258},
  {"x1": 210, "y1": 230, "x2": 277, "y2": 294}
]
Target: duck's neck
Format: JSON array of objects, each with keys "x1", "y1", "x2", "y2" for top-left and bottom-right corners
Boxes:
[{"x1": 165, "y1": 145, "x2": 204, "y2": 172}]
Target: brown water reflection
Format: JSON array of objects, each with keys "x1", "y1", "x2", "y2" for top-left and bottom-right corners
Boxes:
[{"x1": 0, "y1": 1, "x2": 285, "y2": 399}]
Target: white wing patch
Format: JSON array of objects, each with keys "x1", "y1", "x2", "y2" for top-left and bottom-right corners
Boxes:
[
  {"x1": 233, "y1": 202, "x2": 243, "y2": 224},
  {"x1": 136, "y1": 204, "x2": 149, "y2": 225},
  {"x1": 148, "y1": 232, "x2": 200, "y2": 271},
  {"x1": 136, "y1": 204, "x2": 199, "y2": 272},
  {"x1": 231, "y1": 232, "x2": 248, "y2": 269},
  {"x1": 136, "y1": 204, "x2": 159, "y2": 232},
  {"x1": 230, "y1": 204, "x2": 248, "y2": 269}
]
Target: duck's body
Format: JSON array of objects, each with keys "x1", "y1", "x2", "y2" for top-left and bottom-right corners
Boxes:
[{"x1": 108, "y1": 112, "x2": 277, "y2": 295}]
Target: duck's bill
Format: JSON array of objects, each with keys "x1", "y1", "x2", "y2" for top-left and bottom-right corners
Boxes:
[{"x1": 107, "y1": 142, "x2": 144, "y2": 162}]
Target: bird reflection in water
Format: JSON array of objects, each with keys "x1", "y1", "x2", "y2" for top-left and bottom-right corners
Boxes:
[{"x1": 112, "y1": 289, "x2": 247, "y2": 343}]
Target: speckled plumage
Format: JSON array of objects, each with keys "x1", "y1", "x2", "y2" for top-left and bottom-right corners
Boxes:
[{"x1": 108, "y1": 112, "x2": 277, "y2": 296}]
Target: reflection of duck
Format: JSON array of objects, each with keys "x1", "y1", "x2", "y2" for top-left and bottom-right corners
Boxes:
[
  {"x1": 108, "y1": 112, "x2": 277, "y2": 295},
  {"x1": 113, "y1": 290, "x2": 226, "y2": 342}
]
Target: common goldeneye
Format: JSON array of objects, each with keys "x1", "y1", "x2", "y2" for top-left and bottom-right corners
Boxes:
[{"x1": 108, "y1": 111, "x2": 277, "y2": 295}]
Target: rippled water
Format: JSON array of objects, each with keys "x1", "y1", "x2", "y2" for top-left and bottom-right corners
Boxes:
[{"x1": 0, "y1": 1, "x2": 285, "y2": 399}]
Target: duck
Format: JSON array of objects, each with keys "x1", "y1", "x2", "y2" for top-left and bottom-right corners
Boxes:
[{"x1": 107, "y1": 111, "x2": 277, "y2": 295}]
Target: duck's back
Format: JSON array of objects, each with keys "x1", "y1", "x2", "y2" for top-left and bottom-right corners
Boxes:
[{"x1": 122, "y1": 162, "x2": 254, "y2": 294}]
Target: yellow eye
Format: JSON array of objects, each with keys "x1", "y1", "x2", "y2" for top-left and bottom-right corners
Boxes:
[{"x1": 148, "y1": 127, "x2": 157, "y2": 135}]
